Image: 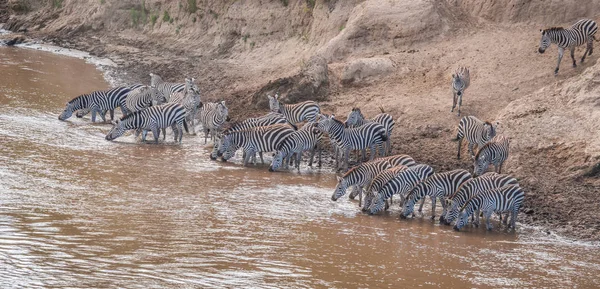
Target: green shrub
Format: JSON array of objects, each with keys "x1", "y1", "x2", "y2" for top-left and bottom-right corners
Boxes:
[
  {"x1": 163, "y1": 10, "x2": 171, "y2": 22},
  {"x1": 187, "y1": 0, "x2": 198, "y2": 13},
  {"x1": 280, "y1": 0, "x2": 288, "y2": 6},
  {"x1": 52, "y1": 0, "x2": 63, "y2": 8},
  {"x1": 131, "y1": 8, "x2": 141, "y2": 26},
  {"x1": 100, "y1": 0, "x2": 106, "y2": 4},
  {"x1": 151, "y1": 14, "x2": 158, "y2": 26}
]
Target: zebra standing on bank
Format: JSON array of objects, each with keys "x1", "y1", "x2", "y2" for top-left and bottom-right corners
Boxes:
[
  {"x1": 217, "y1": 124, "x2": 296, "y2": 166},
  {"x1": 267, "y1": 93, "x2": 321, "y2": 124},
  {"x1": 105, "y1": 102, "x2": 188, "y2": 144},
  {"x1": 367, "y1": 164, "x2": 434, "y2": 215},
  {"x1": 454, "y1": 184, "x2": 525, "y2": 231},
  {"x1": 400, "y1": 169, "x2": 472, "y2": 220},
  {"x1": 198, "y1": 101, "x2": 229, "y2": 144},
  {"x1": 269, "y1": 122, "x2": 323, "y2": 172},
  {"x1": 442, "y1": 172, "x2": 518, "y2": 226},
  {"x1": 451, "y1": 67, "x2": 470, "y2": 116},
  {"x1": 149, "y1": 73, "x2": 186, "y2": 102},
  {"x1": 538, "y1": 19, "x2": 598, "y2": 75},
  {"x1": 453, "y1": 115, "x2": 497, "y2": 159},
  {"x1": 344, "y1": 107, "x2": 395, "y2": 155},
  {"x1": 473, "y1": 135, "x2": 510, "y2": 176},
  {"x1": 170, "y1": 78, "x2": 202, "y2": 134},
  {"x1": 59, "y1": 86, "x2": 133, "y2": 122},
  {"x1": 317, "y1": 114, "x2": 388, "y2": 170}
]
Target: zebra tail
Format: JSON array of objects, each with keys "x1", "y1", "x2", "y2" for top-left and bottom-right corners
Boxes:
[{"x1": 183, "y1": 119, "x2": 189, "y2": 134}]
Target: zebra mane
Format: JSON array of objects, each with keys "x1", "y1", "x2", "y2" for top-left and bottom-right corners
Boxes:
[
  {"x1": 342, "y1": 165, "x2": 360, "y2": 178},
  {"x1": 68, "y1": 93, "x2": 89, "y2": 105},
  {"x1": 474, "y1": 142, "x2": 492, "y2": 160},
  {"x1": 544, "y1": 27, "x2": 564, "y2": 33},
  {"x1": 331, "y1": 117, "x2": 345, "y2": 126},
  {"x1": 119, "y1": 109, "x2": 143, "y2": 122}
]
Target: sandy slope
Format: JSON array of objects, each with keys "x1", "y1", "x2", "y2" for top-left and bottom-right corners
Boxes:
[{"x1": 3, "y1": 0, "x2": 599, "y2": 239}]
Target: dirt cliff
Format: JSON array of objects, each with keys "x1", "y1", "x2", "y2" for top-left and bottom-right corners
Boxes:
[{"x1": 3, "y1": 0, "x2": 599, "y2": 240}]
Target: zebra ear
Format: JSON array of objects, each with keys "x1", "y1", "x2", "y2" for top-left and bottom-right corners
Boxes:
[
  {"x1": 221, "y1": 100, "x2": 226, "y2": 106},
  {"x1": 451, "y1": 73, "x2": 456, "y2": 79},
  {"x1": 330, "y1": 114, "x2": 335, "y2": 119},
  {"x1": 274, "y1": 93, "x2": 279, "y2": 100},
  {"x1": 336, "y1": 176, "x2": 343, "y2": 182}
]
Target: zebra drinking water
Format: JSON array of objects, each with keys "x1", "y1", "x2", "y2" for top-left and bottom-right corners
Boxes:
[
  {"x1": 344, "y1": 107, "x2": 395, "y2": 155},
  {"x1": 75, "y1": 83, "x2": 145, "y2": 120},
  {"x1": 317, "y1": 114, "x2": 388, "y2": 170},
  {"x1": 267, "y1": 94, "x2": 320, "y2": 124},
  {"x1": 538, "y1": 19, "x2": 598, "y2": 75},
  {"x1": 217, "y1": 124, "x2": 295, "y2": 166},
  {"x1": 473, "y1": 135, "x2": 510, "y2": 176},
  {"x1": 361, "y1": 165, "x2": 409, "y2": 212},
  {"x1": 59, "y1": 86, "x2": 133, "y2": 122},
  {"x1": 330, "y1": 158, "x2": 393, "y2": 207},
  {"x1": 453, "y1": 184, "x2": 524, "y2": 231},
  {"x1": 105, "y1": 102, "x2": 188, "y2": 144},
  {"x1": 400, "y1": 169, "x2": 472, "y2": 220},
  {"x1": 453, "y1": 115, "x2": 497, "y2": 159},
  {"x1": 451, "y1": 67, "x2": 470, "y2": 116},
  {"x1": 149, "y1": 73, "x2": 186, "y2": 102},
  {"x1": 442, "y1": 172, "x2": 518, "y2": 226},
  {"x1": 269, "y1": 122, "x2": 323, "y2": 172}
]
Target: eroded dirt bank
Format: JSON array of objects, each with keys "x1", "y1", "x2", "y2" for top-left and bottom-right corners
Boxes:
[{"x1": 2, "y1": 0, "x2": 599, "y2": 240}]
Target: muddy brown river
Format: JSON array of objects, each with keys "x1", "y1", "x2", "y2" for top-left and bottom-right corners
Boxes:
[{"x1": 1, "y1": 46, "x2": 599, "y2": 288}]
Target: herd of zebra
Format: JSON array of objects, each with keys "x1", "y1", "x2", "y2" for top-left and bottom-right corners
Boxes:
[{"x1": 55, "y1": 18, "x2": 600, "y2": 232}]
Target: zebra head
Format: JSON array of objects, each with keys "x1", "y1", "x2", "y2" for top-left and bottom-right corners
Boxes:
[
  {"x1": 269, "y1": 151, "x2": 286, "y2": 172},
  {"x1": 401, "y1": 184, "x2": 425, "y2": 219},
  {"x1": 538, "y1": 29, "x2": 553, "y2": 53},
  {"x1": 473, "y1": 153, "x2": 490, "y2": 177},
  {"x1": 331, "y1": 175, "x2": 349, "y2": 201},
  {"x1": 217, "y1": 101, "x2": 229, "y2": 120},
  {"x1": 453, "y1": 211, "x2": 470, "y2": 231},
  {"x1": 185, "y1": 78, "x2": 201, "y2": 96},
  {"x1": 58, "y1": 102, "x2": 77, "y2": 121},
  {"x1": 316, "y1": 114, "x2": 335, "y2": 133},
  {"x1": 267, "y1": 93, "x2": 281, "y2": 113},
  {"x1": 105, "y1": 119, "x2": 126, "y2": 141},
  {"x1": 452, "y1": 74, "x2": 464, "y2": 97},
  {"x1": 483, "y1": 121, "x2": 497, "y2": 141},
  {"x1": 217, "y1": 134, "x2": 239, "y2": 162},
  {"x1": 210, "y1": 135, "x2": 221, "y2": 160},
  {"x1": 149, "y1": 73, "x2": 164, "y2": 86},
  {"x1": 344, "y1": 108, "x2": 363, "y2": 128},
  {"x1": 367, "y1": 195, "x2": 386, "y2": 215},
  {"x1": 443, "y1": 199, "x2": 460, "y2": 225},
  {"x1": 150, "y1": 86, "x2": 167, "y2": 105}
]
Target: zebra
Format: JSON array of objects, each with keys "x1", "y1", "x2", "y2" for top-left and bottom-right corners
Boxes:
[
  {"x1": 344, "y1": 107, "x2": 395, "y2": 155},
  {"x1": 170, "y1": 78, "x2": 202, "y2": 134},
  {"x1": 473, "y1": 135, "x2": 510, "y2": 176},
  {"x1": 217, "y1": 124, "x2": 295, "y2": 166},
  {"x1": 442, "y1": 172, "x2": 518, "y2": 226},
  {"x1": 330, "y1": 158, "x2": 393, "y2": 207},
  {"x1": 105, "y1": 102, "x2": 188, "y2": 144},
  {"x1": 317, "y1": 114, "x2": 388, "y2": 170},
  {"x1": 451, "y1": 67, "x2": 470, "y2": 116},
  {"x1": 361, "y1": 165, "x2": 409, "y2": 212},
  {"x1": 149, "y1": 73, "x2": 185, "y2": 102},
  {"x1": 269, "y1": 122, "x2": 323, "y2": 172},
  {"x1": 75, "y1": 83, "x2": 146, "y2": 119},
  {"x1": 400, "y1": 169, "x2": 472, "y2": 220},
  {"x1": 454, "y1": 184, "x2": 524, "y2": 231},
  {"x1": 59, "y1": 86, "x2": 133, "y2": 122},
  {"x1": 367, "y1": 164, "x2": 434, "y2": 215},
  {"x1": 198, "y1": 101, "x2": 230, "y2": 144},
  {"x1": 538, "y1": 19, "x2": 598, "y2": 75},
  {"x1": 350, "y1": 154, "x2": 417, "y2": 201},
  {"x1": 267, "y1": 93, "x2": 320, "y2": 124},
  {"x1": 125, "y1": 85, "x2": 167, "y2": 113},
  {"x1": 453, "y1": 115, "x2": 497, "y2": 159}
]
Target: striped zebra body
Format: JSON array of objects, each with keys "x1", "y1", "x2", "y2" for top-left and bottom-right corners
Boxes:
[
  {"x1": 105, "y1": 103, "x2": 188, "y2": 144},
  {"x1": 401, "y1": 169, "x2": 472, "y2": 220},
  {"x1": 473, "y1": 135, "x2": 510, "y2": 176},
  {"x1": 268, "y1": 94, "x2": 320, "y2": 124},
  {"x1": 345, "y1": 108, "x2": 395, "y2": 155},
  {"x1": 538, "y1": 19, "x2": 598, "y2": 74},
  {"x1": 75, "y1": 84, "x2": 145, "y2": 120},
  {"x1": 125, "y1": 86, "x2": 167, "y2": 113},
  {"x1": 367, "y1": 164, "x2": 434, "y2": 215},
  {"x1": 331, "y1": 159, "x2": 393, "y2": 207},
  {"x1": 217, "y1": 124, "x2": 295, "y2": 166},
  {"x1": 349, "y1": 154, "x2": 416, "y2": 200},
  {"x1": 451, "y1": 67, "x2": 470, "y2": 116},
  {"x1": 150, "y1": 73, "x2": 185, "y2": 102},
  {"x1": 59, "y1": 86, "x2": 132, "y2": 122},
  {"x1": 269, "y1": 122, "x2": 323, "y2": 172},
  {"x1": 198, "y1": 101, "x2": 230, "y2": 144},
  {"x1": 454, "y1": 115, "x2": 496, "y2": 159},
  {"x1": 454, "y1": 184, "x2": 524, "y2": 231},
  {"x1": 317, "y1": 115, "x2": 388, "y2": 170},
  {"x1": 443, "y1": 172, "x2": 518, "y2": 225},
  {"x1": 169, "y1": 78, "x2": 202, "y2": 134},
  {"x1": 361, "y1": 165, "x2": 409, "y2": 212}
]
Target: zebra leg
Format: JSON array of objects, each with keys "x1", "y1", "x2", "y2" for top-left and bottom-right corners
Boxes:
[
  {"x1": 369, "y1": 145, "x2": 377, "y2": 161},
  {"x1": 361, "y1": 148, "x2": 367, "y2": 162},
  {"x1": 510, "y1": 206, "x2": 519, "y2": 229},
  {"x1": 259, "y1": 152, "x2": 265, "y2": 165},
  {"x1": 318, "y1": 143, "x2": 322, "y2": 168},
  {"x1": 468, "y1": 143, "x2": 475, "y2": 158},
  {"x1": 296, "y1": 152, "x2": 302, "y2": 172},
  {"x1": 430, "y1": 196, "x2": 437, "y2": 220},
  {"x1": 484, "y1": 210, "x2": 494, "y2": 231},
  {"x1": 358, "y1": 186, "x2": 363, "y2": 208},
  {"x1": 141, "y1": 130, "x2": 148, "y2": 142},
  {"x1": 457, "y1": 93, "x2": 462, "y2": 116},
  {"x1": 555, "y1": 47, "x2": 565, "y2": 75},
  {"x1": 570, "y1": 46, "x2": 577, "y2": 68},
  {"x1": 440, "y1": 197, "x2": 448, "y2": 222},
  {"x1": 243, "y1": 150, "x2": 252, "y2": 166},
  {"x1": 451, "y1": 92, "x2": 457, "y2": 112},
  {"x1": 308, "y1": 148, "x2": 316, "y2": 167},
  {"x1": 162, "y1": 128, "x2": 167, "y2": 140},
  {"x1": 152, "y1": 127, "x2": 160, "y2": 144},
  {"x1": 91, "y1": 109, "x2": 97, "y2": 123},
  {"x1": 343, "y1": 148, "x2": 350, "y2": 170},
  {"x1": 109, "y1": 109, "x2": 115, "y2": 121},
  {"x1": 417, "y1": 197, "x2": 426, "y2": 214}
]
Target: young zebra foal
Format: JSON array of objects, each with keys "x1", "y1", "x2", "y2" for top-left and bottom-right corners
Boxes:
[
  {"x1": 454, "y1": 184, "x2": 524, "y2": 231},
  {"x1": 451, "y1": 67, "x2": 470, "y2": 116},
  {"x1": 538, "y1": 19, "x2": 598, "y2": 75},
  {"x1": 473, "y1": 135, "x2": 510, "y2": 176}
]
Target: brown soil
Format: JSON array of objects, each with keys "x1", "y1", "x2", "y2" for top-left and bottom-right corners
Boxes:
[{"x1": 3, "y1": 0, "x2": 599, "y2": 240}]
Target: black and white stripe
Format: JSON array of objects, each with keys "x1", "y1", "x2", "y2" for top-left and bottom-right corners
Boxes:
[
  {"x1": 538, "y1": 19, "x2": 598, "y2": 74},
  {"x1": 454, "y1": 184, "x2": 524, "y2": 231},
  {"x1": 169, "y1": 78, "x2": 202, "y2": 134},
  {"x1": 453, "y1": 115, "x2": 496, "y2": 159},
  {"x1": 367, "y1": 164, "x2": 434, "y2": 215},
  {"x1": 361, "y1": 165, "x2": 409, "y2": 212},
  {"x1": 105, "y1": 102, "x2": 188, "y2": 144},
  {"x1": 317, "y1": 114, "x2": 388, "y2": 170},
  {"x1": 442, "y1": 172, "x2": 518, "y2": 226},
  {"x1": 349, "y1": 154, "x2": 417, "y2": 202},
  {"x1": 198, "y1": 101, "x2": 230, "y2": 144},
  {"x1": 74, "y1": 84, "x2": 145, "y2": 120},
  {"x1": 344, "y1": 108, "x2": 395, "y2": 155},
  {"x1": 125, "y1": 85, "x2": 167, "y2": 113},
  {"x1": 473, "y1": 135, "x2": 510, "y2": 176},
  {"x1": 269, "y1": 122, "x2": 323, "y2": 172},
  {"x1": 267, "y1": 94, "x2": 320, "y2": 124},
  {"x1": 149, "y1": 73, "x2": 185, "y2": 102},
  {"x1": 400, "y1": 169, "x2": 472, "y2": 220},
  {"x1": 451, "y1": 67, "x2": 470, "y2": 116},
  {"x1": 217, "y1": 124, "x2": 295, "y2": 166},
  {"x1": 59, "y1": 86, "x2": 133, "y2": 122},
  {"x1": 330, "y1": 158, "x2": 393, "y2": 207}
]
